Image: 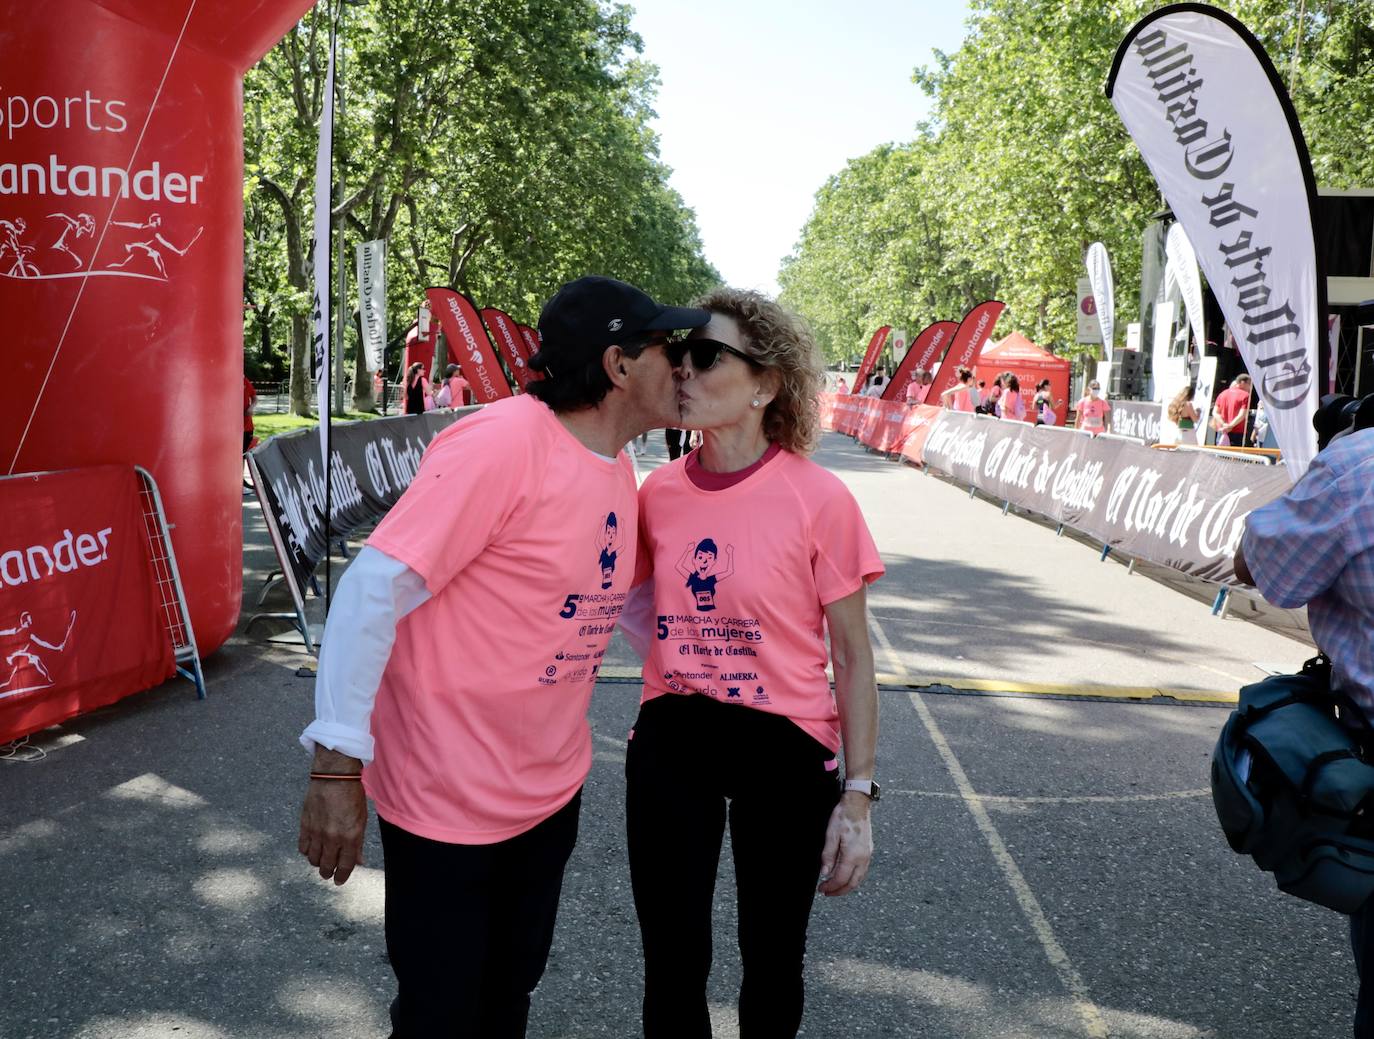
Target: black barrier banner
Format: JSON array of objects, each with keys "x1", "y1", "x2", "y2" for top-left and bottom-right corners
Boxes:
[
  {"x1": 1109, "y1": 400, "x2": 1161, "y2": 442},
  {"x1": 920, "y1": 413, "x2": 1291, "y2": 584},
  {"x1": 249, "y1": 408, "x2": 473, "y2": 595}
]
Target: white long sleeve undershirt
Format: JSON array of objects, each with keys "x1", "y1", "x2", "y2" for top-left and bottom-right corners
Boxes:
[{"x1": 298, "y1": 545, "x2": 431, "y2": 764}]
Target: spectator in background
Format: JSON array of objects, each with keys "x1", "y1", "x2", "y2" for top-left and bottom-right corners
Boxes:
[
  {"x1": 835, "y1": 376, "x2": 850, "y2": 395},
  {"x1": 999, "y1": 374, "x2": 1026, "y2": 422},
  {"x1": 446, "y1": 364, "x2": 471, "y2": 408},
  {"x1": 403, "y1": 362, "x2": 429, "y2": 416},
  {"x1": 979, "y1": 375, "x2": 1004, "y2": 416},
  {"x1": 1250, "y1": 399, "x2": 1270, "y2": 448},
  {"x1": 1033, "y1": 379, "x2": 1061, "y2": 426},
  {"x1": 434, "y1": 365, "x2": 456, "y2": 408},
  {"x1": 863, "y1": 373, "x2": 887, "y2": 399},
  {"x1": 903, "y1": 369, "x2": 926, "y2": 406},
  {"x1": 1074, "y1": 380, "x2": 1110, "y2": 436},
  {"x1": 1211, "y1": 373, "x2": 1252, "y2": 446},
  {"x1": 664, "y1": 428, "x2": 684, "y2": 460},
  {"x1": 939, "y1": 367, "x2": 977, "y2": 413},
  {"x1": 1166, "y1": 383, "x2": 1199, "y2": 444},
  {"x1": 243, "y1": 376, "x2": 257, "y2": 453}
]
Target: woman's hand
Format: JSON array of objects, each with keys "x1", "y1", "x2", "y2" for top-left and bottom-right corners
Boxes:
[{"x1": 818, "y1": 792, "x2": 873, "y2": 897}]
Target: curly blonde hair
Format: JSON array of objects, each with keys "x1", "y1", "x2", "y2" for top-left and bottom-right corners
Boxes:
[{"x1": 692, "y1": 287, "x2": 824, "y2": 454}]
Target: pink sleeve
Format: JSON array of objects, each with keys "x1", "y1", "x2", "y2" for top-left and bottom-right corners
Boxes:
[
  {"x1": 631, "y1": 475, "x2": 656, "y2": 588},
  {"x1": 810, "y1": 484, "x2": 885, "y2": 605},
  {"x1": 367, "y1": 417, "x2": 528, "y2": 595}
]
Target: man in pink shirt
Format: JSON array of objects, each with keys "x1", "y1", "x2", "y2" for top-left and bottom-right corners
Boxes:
[
  {"x1": 297, "y1": 275, "x2": 708, "y2": 1037},
  {"x1": 1212, "y1": 373, "x2": 1253, "y2": 446}
]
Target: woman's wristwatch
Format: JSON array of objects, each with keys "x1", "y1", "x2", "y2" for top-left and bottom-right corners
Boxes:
[{"x1": 843, "y1": 778, "x2": 881, "y2": 803}]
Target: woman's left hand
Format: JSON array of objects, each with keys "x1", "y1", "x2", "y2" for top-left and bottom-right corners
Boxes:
[{"x1": 818, "y1": 792, "x2": 873, "y2": 897}]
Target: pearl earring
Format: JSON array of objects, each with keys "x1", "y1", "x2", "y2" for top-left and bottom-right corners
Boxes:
[{"x1": 751, "y1": 399, "x2": 760, "y2": 408}]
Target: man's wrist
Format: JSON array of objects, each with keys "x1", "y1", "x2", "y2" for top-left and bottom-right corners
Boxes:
[{"x1": 311, "y1": 746, "x2": 363, "y2": 775}]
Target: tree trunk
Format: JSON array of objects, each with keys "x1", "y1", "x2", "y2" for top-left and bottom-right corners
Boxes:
[
  {"x1": 351, "y1": 309, "x2": 376, "y2": 412},
  {"x1": 290, "y1": 310, "x2": 311, "y2": 413},
  {"x1": 261, "y1": 176, "x2": 313, "y2": 416}
]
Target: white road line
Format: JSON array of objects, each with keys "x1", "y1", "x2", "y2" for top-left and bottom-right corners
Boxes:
[
  {"x1": 867, "y1": 608, "x2": 1108, "y2": 1038},
  {"x1": 888, "y1": 788, "x2": 1209, "y2": 805}
]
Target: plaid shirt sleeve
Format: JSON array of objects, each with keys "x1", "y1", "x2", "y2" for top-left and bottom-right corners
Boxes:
[{"x1": 1242, "y1": 454, "x2": 1345, "y2": 609}]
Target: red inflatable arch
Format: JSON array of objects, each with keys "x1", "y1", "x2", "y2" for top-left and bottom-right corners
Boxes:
[{"x1": 0, "y1": 0, "x2": 314, "y2": 655}]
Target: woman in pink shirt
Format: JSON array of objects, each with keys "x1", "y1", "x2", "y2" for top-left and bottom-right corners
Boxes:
[
  {"x1": 627, "y1": 288, "x2": 883, "y2": 1039},
  {"x1": 1075, "y1": 380, "x2": 1111, "y2": 435},
  {"x1": 999, "y1": 374, "x2": 1027, "y2": 422},
  {"x1": 938, "y1": 366, "x2": 977, "y2": 412}
]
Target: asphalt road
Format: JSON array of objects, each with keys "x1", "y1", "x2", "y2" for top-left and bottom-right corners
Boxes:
[{"x1": 0, "y1": 430, "x2": 1347, "y2": 1039}]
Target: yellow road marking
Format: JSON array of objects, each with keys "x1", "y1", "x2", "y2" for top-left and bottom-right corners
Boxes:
[{"x1": 595, "y1": 665, "x2": 1238, "y2": 705}]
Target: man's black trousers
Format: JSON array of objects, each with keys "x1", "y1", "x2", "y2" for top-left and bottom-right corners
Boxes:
[{"x1": 379, "y1": 790, "x2": 581, "y2": 1038}]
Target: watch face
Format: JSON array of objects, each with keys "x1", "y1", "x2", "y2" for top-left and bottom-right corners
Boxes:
[{"x1": 869, "y1": 780, "x2": 881, "y2": 804}]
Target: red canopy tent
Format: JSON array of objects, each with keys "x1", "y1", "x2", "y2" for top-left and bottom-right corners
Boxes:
[{"x1": 975, "y1": 332, "x2": 1072, "y2": 425}]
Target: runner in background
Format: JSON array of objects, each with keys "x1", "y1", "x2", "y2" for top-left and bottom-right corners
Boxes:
[
  {"x1": 1033, "y1": 378, "x2": 1061, "y2": 426},
  {"x1": 835, "y1": 375, "x2": 850, "y2": 395},
  {"x1": 999, "y1": 374, "x2": 1026, "y2": 422},
  {"x1": 1075, "y1": 380, "x2": 1111, "y2": 435},
  {"x1": 939, "y1": 367, "x2": 977, "y2": 412},
  {"x1": 297, "y1": 275, "x2": 708, "y2": 1038},
  {"x1": 979, "y1": 374, "x2": 1004, "y2": 415},
  {"x1": 433, "y1": 364, "x2": 456, "y2": 408},
  {"x1": 663, "y1": 428, "x2": 684, "y2": 460},
  {"x1": 623, "y1": 287, "x2": 883, "y2": 1039}
]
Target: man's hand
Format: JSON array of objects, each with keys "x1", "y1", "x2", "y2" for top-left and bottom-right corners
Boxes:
[
  {"x1": 818, "y1": 792, "x2": 873, "y2": 897},
  {"x1": 298, "y1": 748, "x2": 368, "y2": 886}
]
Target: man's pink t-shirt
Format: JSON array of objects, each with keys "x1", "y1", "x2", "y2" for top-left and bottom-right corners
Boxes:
[
  {"x1": 904, "y1": 380, "x2": 921, "y2": 403},
  {"x1": 634, "y1": 448, "x2": 884, "y2": 752},
  {"x1": 364, "y1": 394, "x2": 637, "y2": 844},
  {"x1": 1077, "y1": 396, "x2": 1110, "y2": 430}
]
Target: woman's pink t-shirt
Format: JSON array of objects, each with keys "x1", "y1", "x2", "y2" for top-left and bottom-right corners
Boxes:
[
  {"x1": 364, "y1": 395, "x2": 638, "y2": 844},
  {"x1": 634, "y1": 448, "x2": 884, "y2": 752},
  {"x1": 951, "y1": 385, "x2": 975, "y2": 412},
  {"x1": 1001, "y1": 391, "x2": 1027, "y2": 422}
]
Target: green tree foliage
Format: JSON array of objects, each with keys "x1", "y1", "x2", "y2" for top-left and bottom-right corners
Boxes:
[
  {"x1": 244, "y1": 0, "x2": 718, "y2": 413},
  {"x1": 781, "y1": 0, "x2": 1374, "y2": 364}
]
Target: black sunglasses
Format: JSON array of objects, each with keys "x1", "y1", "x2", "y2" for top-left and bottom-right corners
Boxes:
[{"x1": 666, "y1": 337, "x2": 764, "y2": 371}]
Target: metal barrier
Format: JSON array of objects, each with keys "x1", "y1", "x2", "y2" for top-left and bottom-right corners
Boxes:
[
  {"x1": 134, "y1": 466, "x2": 207, "y2": 698},
  {"x1": 1151, "y1": 443, "x2": 1278, "y2": 465},
  {"x1": 243, "y1": 452, "x2": 316, "y2": 654}
]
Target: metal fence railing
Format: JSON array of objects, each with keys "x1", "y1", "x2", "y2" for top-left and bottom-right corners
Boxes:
[{"x1": 250, "y1": 381, "x2": 405, "y2": 416}]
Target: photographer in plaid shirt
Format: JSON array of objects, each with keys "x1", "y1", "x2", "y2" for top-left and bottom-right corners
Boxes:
[{"x1": 1234, "y1": 422, "x2": 1374, "y2": 1038}]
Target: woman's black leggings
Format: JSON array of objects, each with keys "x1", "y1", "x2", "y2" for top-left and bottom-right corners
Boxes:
[{"x1": 626, "y1": 693, "x2": 840, "y2": 1039}]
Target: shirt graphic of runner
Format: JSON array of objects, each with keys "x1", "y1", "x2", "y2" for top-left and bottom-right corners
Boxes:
[
  {"x1": 597, "y1": 512, "x2": 622, "y2": 590},
  {"x1": 676, "y1": 537, "x2": 735, "y2": 612}
]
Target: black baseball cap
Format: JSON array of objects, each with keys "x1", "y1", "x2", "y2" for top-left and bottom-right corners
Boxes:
[{"x1": 533, "y1": 276, "x2": 709, "y2": 377}]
